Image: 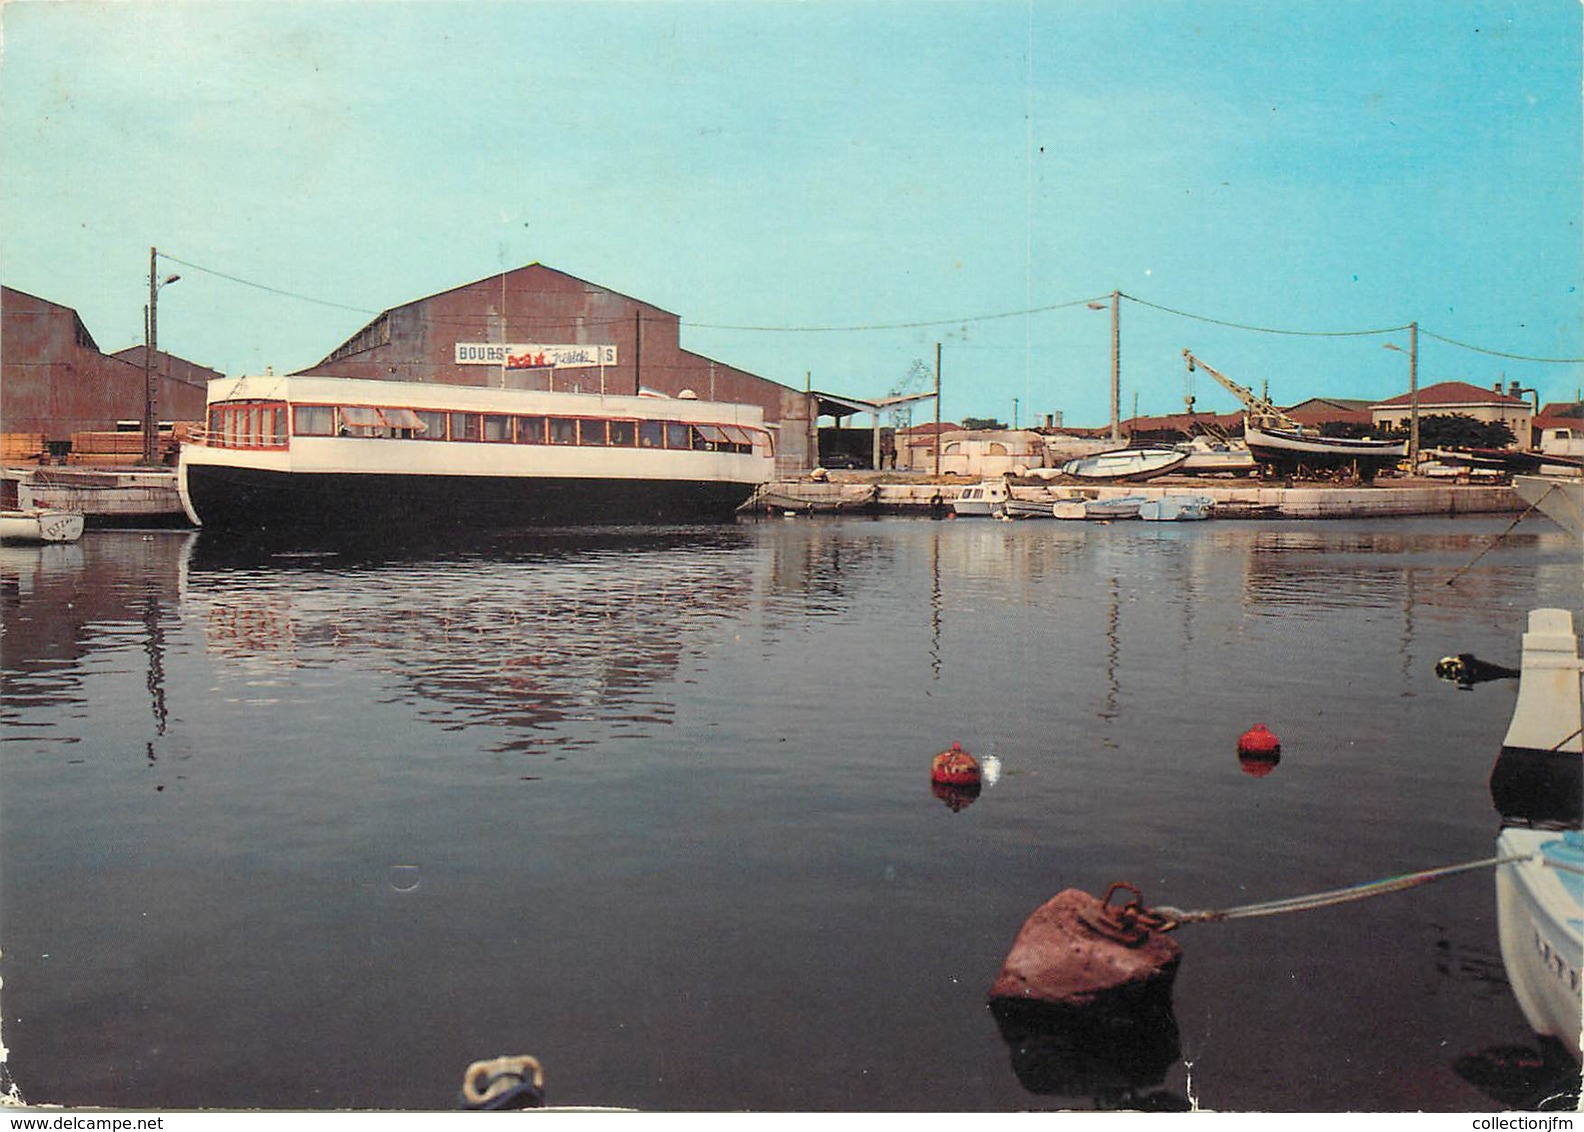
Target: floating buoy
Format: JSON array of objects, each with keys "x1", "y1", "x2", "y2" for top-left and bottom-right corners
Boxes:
[
  {"x1": 932, "y1": 778, "x2": 981, "y2": 812},
  {"x1": 931, "y1": 741, "x2": 981, "y2": 786},
  {"x1": 1236, "y1": 723, "x2": 1281, "y2": 759},
  {"x1": 990, "y1": 885, "x2": 1181, "y2": 1009},
  {"x1": 1238, "y1": 750, "x2": 1280, "y2": 777}
]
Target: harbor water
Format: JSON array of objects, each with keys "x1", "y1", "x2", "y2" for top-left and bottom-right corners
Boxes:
[{"x1": 2, "y1": 515, "x2": 1580, "y2": 1112}]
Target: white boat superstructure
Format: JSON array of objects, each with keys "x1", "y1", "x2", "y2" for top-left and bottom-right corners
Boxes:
[
  {"x1": 1494, "y1": 608, "x2": 1584, "y2": 1058},
  {"x1": 1514, "y1": 475, "x2": 1584, "y2": 540},
  {"x1": 952, "y1": 479, "x2": 1010, "y2": 517},
  {"x1": 178, "y1": 374, "x2": 776, "y2": 532}
]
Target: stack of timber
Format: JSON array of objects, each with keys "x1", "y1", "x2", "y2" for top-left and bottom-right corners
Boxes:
[
  {"x1": 1, "y1": 433, "x2": 48, "y2": 464},
  {"x1": 65, "y1": 424, "x2": 197, "y2": 467}
]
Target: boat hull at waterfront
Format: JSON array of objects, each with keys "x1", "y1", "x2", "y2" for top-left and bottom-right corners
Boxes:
[
  {"x1": 0, "y1": 508, "x2": 85, "y2": 544},
  {"x1": 1513, "y1": 475, "x2": 1584, "y2": 539},
  {"x1": 1492, "y1": 607, "x2": 1583, "y2": 1061},
  {"x1": 1060, "y1": 446, "x2": 1187, "y2": 482},
  {"x1": 1243, "y1": 425, "x2": 1407, "y2": 476},
  {"x1": 179, "y1": 374, "x2": 775, "y2": 533}
]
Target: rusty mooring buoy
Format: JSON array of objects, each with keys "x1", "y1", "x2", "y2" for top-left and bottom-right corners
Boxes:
[{"x1": 990, "y1": 884, "x2": 1181, "y2": 1009}]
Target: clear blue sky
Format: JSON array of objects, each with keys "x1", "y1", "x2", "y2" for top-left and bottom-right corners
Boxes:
[{"x1": 3, "y1": 0, "x2": 1579, "y2": 427}]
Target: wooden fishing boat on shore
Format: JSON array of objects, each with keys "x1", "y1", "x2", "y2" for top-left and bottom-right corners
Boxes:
[
  {"x1": 1059, "y1": 447, "x2": 1187, "y2": 483},
  {"x1": 1242, "y1": 425, "x2": 1407, "y2": 476}
]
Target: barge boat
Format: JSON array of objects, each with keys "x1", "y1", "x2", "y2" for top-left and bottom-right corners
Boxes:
[{"x1": 179, "y1": 374, "x2": 776, "y2": 532}]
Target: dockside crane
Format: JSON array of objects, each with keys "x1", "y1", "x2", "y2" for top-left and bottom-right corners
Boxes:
[{"x1": 1182, "y1": 349, "x2": 1302, "y2": 433}]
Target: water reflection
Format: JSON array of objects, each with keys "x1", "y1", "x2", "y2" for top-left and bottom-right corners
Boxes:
[
  {"x1": 989, "y1": 998, "x2": 1190, "y2": 1110},
  {"x1": 184, "y1": 527, "x2": 766, "y2": 755}
]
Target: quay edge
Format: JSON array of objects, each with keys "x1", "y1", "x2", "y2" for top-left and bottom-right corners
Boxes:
[
  {"x1": 3, "y1": 465, "x2": 1535, "y2": 527},
  {"x1": 745, "y1": 476, "x2": 1530, "y2": 520}
]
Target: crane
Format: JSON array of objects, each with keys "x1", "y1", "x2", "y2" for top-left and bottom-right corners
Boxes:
[{"x1": 1181, "y1": 349, "x2": 1301, "y2": 432}]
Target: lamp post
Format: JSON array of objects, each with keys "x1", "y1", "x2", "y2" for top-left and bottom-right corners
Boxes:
[
  {"x1": 1088, "y1": 291, "x2": 1121, "y2": 442},
  {"x1": 143, "y1": 247, "x2": 181, "y2": 465},
  {"x1": 1383, "y1": 321, "x2": 1418, "y2": 466}
]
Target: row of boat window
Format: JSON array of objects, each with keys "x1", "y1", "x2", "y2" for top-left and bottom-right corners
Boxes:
[{"x1": 206, "y1": 401, "x2": 769, "y2": 454}]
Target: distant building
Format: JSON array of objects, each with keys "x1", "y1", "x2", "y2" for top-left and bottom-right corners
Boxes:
[
  {"x1": 1284, "y1": 397, "x2": 1374, "y2": 430},
  {"x1": 1370, "y1": 381, "x2": 1532, "y2": 448},
  {"x1": 0, "y1": 286, "x2": 214, "y2": 447},
  {"x1": 302, "y1": 263, "x2": 817, "y2": 475}
]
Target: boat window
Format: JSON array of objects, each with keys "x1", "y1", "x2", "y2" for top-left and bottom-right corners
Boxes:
[
  {"x1": 264, "y1": 406, "x2": 288, "y2": 446},
  {"x1": 379, "y1": 408, "x2": 427, "y2": 439},
  {"x1": 665, "y1": 422, "x2": 692, "y2": 450},
  {"x1": 515, "y1": 416, "x2": 546, "y2": 444},
  {"x1": 608, "y1": 420, "x2": 636, "y2": 447},
  {"x1": 484, "y1": 414, "x2": 512, "y2": 442},
  {"x1": 548, "y1": 417, "x2": 578, "y2": 446},
  {"x1": 638, "y1": 421, "x2": 664, "y2": 449},
  {"x1": 295, "y1": 405, "x2": 335, "y2": 436},
  {"x1": 337, "y1": 405, "x2": 389, "y2": 438},
  {"x1": 578, "y1": 419, "x2": 609, "y2": 446},
  {"x1": 415, "y1": 410, "x2": 448, "y2": 440},
  {"x1": 450, "y1": 412, "x2": 481, "y2": 442}
]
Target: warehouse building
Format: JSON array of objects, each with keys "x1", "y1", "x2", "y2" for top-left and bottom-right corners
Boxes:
[
  {"x1": 1, "y1": 286, "x2": 214, "y2": 457},
  {"x1": 302, "y1": 263, "x2": 821, "y2": 474}
]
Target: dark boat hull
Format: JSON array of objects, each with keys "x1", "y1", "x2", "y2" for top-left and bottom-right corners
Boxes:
[{"x1": 184, "y1": 464, "x2": 759, "y2": 533}]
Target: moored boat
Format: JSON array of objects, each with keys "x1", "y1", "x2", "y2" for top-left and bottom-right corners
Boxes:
[
  {"x1": 1491, "y1": 608, "x2": 1583, "y2": 1060},
  {"x1": 1082, "y1": 495, "x2": 1149, "y2": 520},
  {"x1": 1513, "y1": 475, "x2": 1584, "y2": 539},
  {"x1": 1176, "y1": 437, "x2": 1256, "y2": 477},
  {"x1": 952, "y1": 479, "x2": 1010, "y2": 517},
  {"x1": 1138, "y1": 495, "x2": 1214, "y2": 522},
  {"x1": 178, "y1": 374, "x2": 776, "y2": 532},
  {"x1": 0, "y1": 508, "x2": 85, "y2": 544},
  {"x1": 1060, "y1": 447, "x2": 1187, "y2": 482}
]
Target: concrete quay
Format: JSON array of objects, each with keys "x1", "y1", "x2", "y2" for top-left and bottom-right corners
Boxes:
[
  {"x1": 3, "y1": 466, "x2": 191, "y2": 527},
  {"x1": 748, "y1": 475, "x2": 1526, "y2": 520},
  {"x1": 4, "y1": 465, "x2": 1527, "y2": 527}
]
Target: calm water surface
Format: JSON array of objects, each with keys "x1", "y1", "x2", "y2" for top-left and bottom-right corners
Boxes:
[{"x1": 2, "y1": 514, "x2": 1580, "y2": 1112}]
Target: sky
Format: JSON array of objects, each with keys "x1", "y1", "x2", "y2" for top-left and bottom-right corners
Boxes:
[{"x1": 2, "y1": 0, "x2": 1580, "y2": 428}]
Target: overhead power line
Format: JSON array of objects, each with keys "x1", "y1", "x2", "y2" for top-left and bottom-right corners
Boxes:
[
  {"x1": 1418, "y1": 327, "x2": 1584, "y2": 365},
  {"x1": 152, "y1": 254, "x2": 1584, "y2": 366}
]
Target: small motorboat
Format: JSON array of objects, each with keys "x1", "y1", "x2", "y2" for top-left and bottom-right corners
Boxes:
[
  {"x1": 1082, "y1": 495, "x2": 1149, "y2": 520},
  {"x1": 1060, "y1": 447, "x2": 1187, "y2": 483},
  {"x1": 952, "y1": 479, "x2": 1010, "y2": 517},
  {"x1": 0, "y1": 507, "x2": 85, "y2": 544},
  {"x1": 1175, "y1": 437, "x2": 1256, "y2": 477},
  {"x1": 1139, "y1": 495, "x2": 1214, "y2": 522},
  {"x1": 1491, "y1": 608, "x2": 1583, "y2": 1059}
]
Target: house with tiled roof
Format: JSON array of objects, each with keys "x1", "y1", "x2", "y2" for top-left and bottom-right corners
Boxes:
[{"x1": 1369, "y1": 381, "x2": 1533, "y2": 448}]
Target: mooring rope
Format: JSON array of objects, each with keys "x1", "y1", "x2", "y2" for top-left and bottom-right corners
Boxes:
[
  {"x1": 1445, "y1": 488, "x2": 1553, "y2": 586},
  {"x1": 1153, "y1": 852, "x2": 1539, "y2": 927}
]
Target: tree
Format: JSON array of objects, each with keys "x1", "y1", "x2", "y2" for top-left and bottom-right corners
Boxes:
[
  {"x1": 961, "y1": 416, "x2": 1007, "y2": 431},
  {"x1": 1381, "y1": 413, "x2": 1516, "y2": 449}
]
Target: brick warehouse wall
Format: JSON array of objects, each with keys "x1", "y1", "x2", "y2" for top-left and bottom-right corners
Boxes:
[
  {"x1": 1, "y1": 287, "x2": 211, "y2": 443},
  {"x1": 301, "y1": 264, "x2": 814, "y2": 473}
]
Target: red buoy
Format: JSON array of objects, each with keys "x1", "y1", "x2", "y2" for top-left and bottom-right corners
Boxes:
[
  {"x1": 931, "y1": 741, "x2": 981, "y2": 786},
  {"x1": 1236, "y1": 724, "x2": 1281, "y2": 758}
]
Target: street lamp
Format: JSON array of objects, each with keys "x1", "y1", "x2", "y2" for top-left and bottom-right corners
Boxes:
[
  {"x1": 1383, "y1": 321, "x2": 1418, "y2": 466},
  {"x1": 1088, "y1": 292, "x2": 1121, "y2": 443},
  {"x1": 143, "y1": 246, "x2": 181, "y2": 465}
]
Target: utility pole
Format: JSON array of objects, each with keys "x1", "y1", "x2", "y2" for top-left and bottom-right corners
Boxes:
[
  {"x1": 934, "y1": 342, "x2": 942, "y2": 478},
  {"x1": 144, "y1": 247, "x2": 158, "y2": 465},
  {"x1": 1110, "y1": 290, "x2": 1121, "y2": 444},
  {"x1": 630, "y1": 311, "x2": 643, "y2": 395},
  {"x1": 1408, "y1": 321, "x2": 1419, "y2": 466}
]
